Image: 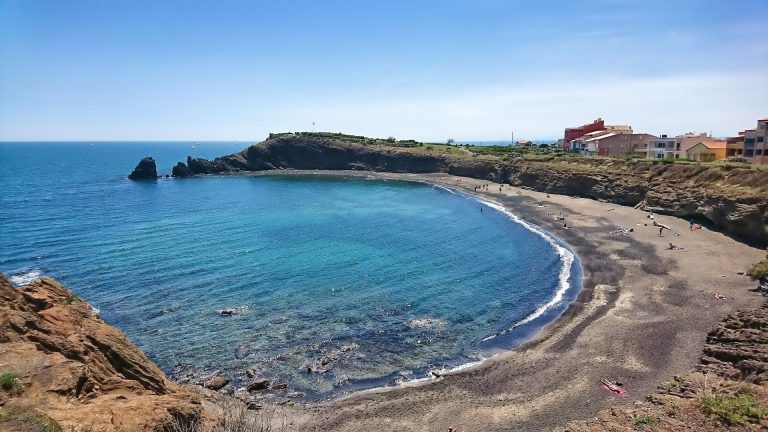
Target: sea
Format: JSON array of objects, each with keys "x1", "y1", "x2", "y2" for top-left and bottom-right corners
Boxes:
[{"x1": 0, "y1": 141, "x2": 580, "y2": 399}]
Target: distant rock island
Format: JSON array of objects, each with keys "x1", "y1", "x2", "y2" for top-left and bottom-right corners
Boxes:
[
  {"x1": 130, "y1": 132, "x2": 768, "y2": 247},
  {"x1": 128, "y1": 156, "x2": 158, "y2": 180}
]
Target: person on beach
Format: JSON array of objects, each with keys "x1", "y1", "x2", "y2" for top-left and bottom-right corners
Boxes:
[
  {"x1": 658, "y1": 226, "x2": 664, "y2": 237},
  {"x1": 689, "y1": 218, "x2": 694, "y2": 231}
]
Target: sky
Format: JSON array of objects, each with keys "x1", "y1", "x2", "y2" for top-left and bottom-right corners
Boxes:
[{"x1": 1, "y1": 0, "x2": 767, "y2": 142}]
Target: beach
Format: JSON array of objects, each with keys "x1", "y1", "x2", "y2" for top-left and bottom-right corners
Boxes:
[{"x1": 249, "y1": 170, "x2": 767, "y2": 432}]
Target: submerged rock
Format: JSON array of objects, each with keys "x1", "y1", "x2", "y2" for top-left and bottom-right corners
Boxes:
[
  {"x1": 234, "y1": 345, "x2": 252, "y2": 359},
  {"x1": 128, "y1": 157, "x2": 158, "y2": 180}
]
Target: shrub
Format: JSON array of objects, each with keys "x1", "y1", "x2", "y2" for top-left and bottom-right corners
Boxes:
[
  {"x1": 747, "y1": 254, "x2": 768, "y2": 281},
  {"x1": 633, "y1": 415, "x2": 658, "y2": 426},
  {"x1": 0, "y1": 372, "x2": 21, "y2": 393},
  {"x1": 700, "y1": 394, "x2": 768, "y2": 425}
]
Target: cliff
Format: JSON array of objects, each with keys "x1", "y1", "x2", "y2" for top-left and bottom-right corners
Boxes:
[
  {"x1": 0, "y1": 274, "x2": 202, "y2": 431},
  {"x1": 158, "y1": 132, "x2": 768, "y2": 247}
]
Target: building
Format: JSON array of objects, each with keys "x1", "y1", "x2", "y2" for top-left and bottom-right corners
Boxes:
[
  {"x1": 515, "y1": 140, "x2": 534, "y2": 147},
  {"x1": 574, "y1": 126, "x2": 632, "y2": 155},
  {"x1": 726, "y1": 132, "x2": 745, "y2": 158},
  {"x1": 636, "y1": 134, "x2": 679, "y2": 159},
  {"x1": 726, "y1": 118, "x2": 768, "y2": 164},
  {"x1": 596, "y1": 133, "x2": 656, "y2": 157},
  {"x1": 686, "y1": 141, "x2": 727, "y2": 162},
  {"x1": 563, "y1": 118, "x2": 605, "y2": 151},
  {"x1": 676, "y1": 133, "x2": 726, "y2": 155}
]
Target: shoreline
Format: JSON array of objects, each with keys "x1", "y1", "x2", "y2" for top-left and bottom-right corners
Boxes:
[{"x1": 236, "y1": 169, "x2": 764, "y2": 431}]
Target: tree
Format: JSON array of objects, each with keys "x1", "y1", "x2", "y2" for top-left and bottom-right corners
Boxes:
[{"x1": 447, "y1": 138, "x2": 455, "y2": 145}]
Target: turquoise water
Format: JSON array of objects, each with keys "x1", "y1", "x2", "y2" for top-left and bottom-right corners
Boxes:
[{"x1": 0, "y1": 142, "x2": 580, "y2": 399}]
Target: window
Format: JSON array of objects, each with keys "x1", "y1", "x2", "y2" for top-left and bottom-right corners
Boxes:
[
  {"x1": 757, "y1": 149, "x2": 764, "y2": 156},
  {"x1": 745, "y1": 149, "x2": 754, "y2": 157},
  {"x1": 758, "y1": 136, "x2": 764, "y2": 143},
  {"x1": 745, "y1": 138, "x2": 755, "y2": 148}
]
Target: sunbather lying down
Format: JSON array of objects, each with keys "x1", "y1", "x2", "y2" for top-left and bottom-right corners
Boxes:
[{"x1": 601, "y1": 378, "x2": 626, "y2": 395}]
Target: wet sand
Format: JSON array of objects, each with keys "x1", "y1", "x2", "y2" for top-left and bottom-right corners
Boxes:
[{"x1": 254, "y1": 170, "x2": 765, "y2": 432}]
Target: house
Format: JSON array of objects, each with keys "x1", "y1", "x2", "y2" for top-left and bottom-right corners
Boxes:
[
  {"x1": 726, "y1": 133, "x2": 746, "y2": 158},
  {"x1": 639, "y1": 135, "x2": 679, "y2": 159},
  {"x1": 686, "y1": 141, "x2": 727, "y2": 162},
  {"x1": 726, "y1": 118, "x2": 768, "y2": 164},
  {"x1": 566, "y1": 123, "x2": 632, "y2": 154},
  {"x1": 515, "y1": 140, "x2": 534, "y2": 147},
  {"x1": 596, "y1": 133, "x2": 656, "y2": 157},
  {"x1": 676, "y1": 133, "x2": 726, "y2": 155},
  {"x1": 563, "y1": 118, "x2": 606, "y2": 151}
]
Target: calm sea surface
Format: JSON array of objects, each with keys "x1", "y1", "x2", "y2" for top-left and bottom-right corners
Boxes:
[{"x1": 0, "y1": 142, "x2": 580, "y2": 399}]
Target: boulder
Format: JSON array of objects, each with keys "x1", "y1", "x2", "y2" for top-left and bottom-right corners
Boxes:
[
  {"x1": 246, "y1": 378, "x2": 271, "y2": 392},
  {"x1": 172, "y1": 162, "x2": 193, "y2": 177},
  {"x1": 204, "y1": 375, "x2": 230, "y2": 391},
  {"x1": 128, "y1": 157, "x2": 158, "y2": 180}
]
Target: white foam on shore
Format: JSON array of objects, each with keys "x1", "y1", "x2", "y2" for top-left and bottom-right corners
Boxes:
[
  {"x1": 9, "y1": 270, "x2": 41, "y2": 287},
  {"x1": 475, "y1": 196, "x2": 577, "y2": 342},
  {"x1": 433, "y1": 184, "x2": 458, "y2": 195}
]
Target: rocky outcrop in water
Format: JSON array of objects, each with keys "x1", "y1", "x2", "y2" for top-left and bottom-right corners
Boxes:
[
  {"x1": 172, "y1": 161, "x2": 193, "y2": 177},
  {"x1": 0, "y1": 274, "x2": 202, "y2": 430},
  {"x1": 128, "y1": 156, "x2": 158, "y2": 180}
]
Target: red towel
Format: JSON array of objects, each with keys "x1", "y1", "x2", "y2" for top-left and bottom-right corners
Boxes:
[{"x1": 602, "y1": 383, "x2": 626, "y2": 395}]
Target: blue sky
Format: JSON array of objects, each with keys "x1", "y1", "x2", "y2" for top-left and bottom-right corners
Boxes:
[{"x1": 1, "y1": 0, "x2": 767, "y2": 141}]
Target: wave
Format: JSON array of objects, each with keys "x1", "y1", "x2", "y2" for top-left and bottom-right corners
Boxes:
[
  {"x1": 9, "y1": 270, "x2": 41, "y2": 287},
  {"x1": 469, "y1": 196, "x2": 578, "y2": 342}
]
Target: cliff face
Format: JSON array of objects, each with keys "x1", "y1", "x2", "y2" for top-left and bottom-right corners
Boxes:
[
  {"x1": 164, "y1": 133, "x2": 768, "y2": 247},
  {"x1": 0, "y1": 274, "x2": 201, "y2": 431}
]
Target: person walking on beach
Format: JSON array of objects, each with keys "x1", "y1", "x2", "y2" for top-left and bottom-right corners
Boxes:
[
  {"x1": 658, "y1": 226, "x2": 664, "y2": 237},
  {"x1": 689, "y1": 218, "x2": 694, "y2": 231}
]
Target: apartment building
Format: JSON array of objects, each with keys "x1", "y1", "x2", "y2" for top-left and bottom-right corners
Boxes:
[
  {"x1": 635, "y1": 135, "x2": 679, "y2": 159},
  {"x1": 726, "y1": 118, "x2": 768, "y2": 164}
]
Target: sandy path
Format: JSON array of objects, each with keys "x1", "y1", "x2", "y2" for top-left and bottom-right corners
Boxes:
[{"x1": 253, "y1": 170, "x2": 764, "y2": 432}]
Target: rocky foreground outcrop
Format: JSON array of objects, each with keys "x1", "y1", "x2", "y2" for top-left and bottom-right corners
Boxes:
[
  {"x1": 0, "y1": 274, "x2": 202, "y2": 431},
  {"x1": 151, "y1": 132, "x2": 768, "y2": 247},
  {"x1": 128, "y1": 156, "x2": 158, "y2": 180}
]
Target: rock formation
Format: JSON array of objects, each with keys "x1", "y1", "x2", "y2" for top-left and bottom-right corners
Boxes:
[
  {"x1": 0, "y1": 274, "x2": 202, "y2": 430},
  {"x1": 172, "y1": 161, "x2": 193, "y2": 178},
  {"x1": 128, "y1": 156, "x2": 158, "y2": 180}
]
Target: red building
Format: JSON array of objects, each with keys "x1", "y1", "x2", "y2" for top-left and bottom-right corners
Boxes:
[{"x1": 563, "y1": 118, "x2": 606, "y2": 150}]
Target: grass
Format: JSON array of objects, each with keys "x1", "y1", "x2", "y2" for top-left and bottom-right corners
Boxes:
[
  {"x1": 64, "y1": 294, "x2": 76, "y2": 304},
  {"x1": 0, "y1": 372, "x2": 21, "y2": 393},
  {"x1": 700, "y1": 393, "x2": 768, "y2": 425},
  {"x1": 748, "y1": 253, "x2": 768, "y2": 280},
  {"x1": 0, "y1": 409, "x2": 62, "y2": 432},
  {"x1": 633, "y1": 415, "x2": 658, "y2": 426}
]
